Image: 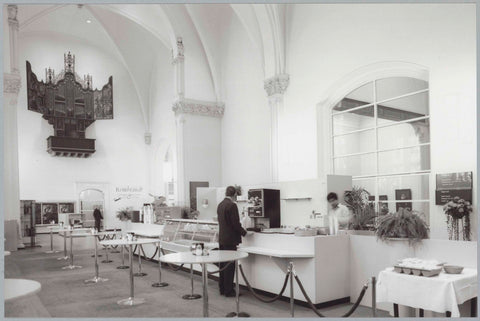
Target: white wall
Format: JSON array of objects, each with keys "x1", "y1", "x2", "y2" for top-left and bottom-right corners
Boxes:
[
  {"x1": 220, "y1": 3, "x2": 476, "y2": 240},
  {"x1": 182, "y1": 113, "x2": 222, "y2": 205},
  {"x1": 16, "y1": 33, "x2": 150, "y2": 226},
  {"x1": 220, "y1": 12, "x2": 271, "y2": 187}
]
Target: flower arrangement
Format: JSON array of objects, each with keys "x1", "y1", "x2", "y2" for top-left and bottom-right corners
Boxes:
[
  {"x1": 116, "y1": 208, "x2": 132, "y2": 221},
  {"x1": 375, "y1": 208, "x2": 429, "y2": 245},
  {"x1": 443, "y1": 197, "x2": 472, "y2": 241},
  {"x1": 234, "y1": 185, "x2": 242, "y2": 196}
]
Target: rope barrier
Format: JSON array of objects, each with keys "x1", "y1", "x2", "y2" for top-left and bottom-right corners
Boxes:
[
  {"x1": 160, "y1": 248, "x2": 184, "y2": 271},
  {"x1": 294, "y1": 272, "x2": 369, "y2": 318},
  {"x1": 207, "y1": 261, "x2": 233, "y2": 275},
  {"x1": 238, "y1": 264, "x2": 290, "y2": 303}
]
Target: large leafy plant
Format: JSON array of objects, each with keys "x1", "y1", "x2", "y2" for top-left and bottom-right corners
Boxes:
[
  {"x1": 375, "y1": 208, "x2": 429, "y2": 245},
  {"x1": 344, "y1": 187, "x2": 376, "y2": 230},
  {"x1": 116, "y1": 208, "x2": 132, "y2": 221}
]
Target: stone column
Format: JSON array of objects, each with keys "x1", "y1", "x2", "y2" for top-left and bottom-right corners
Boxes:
[
  {"x1": 4, "y1": 73, "x2": 22, "y2": 249},
  {"x1": 264, "y1": 74, "x2": 289, "y2": 183},
  {"x1": 4, "y1": 5, "x2": 23, "y2": 249},
  {"x1": 174, "y1": 112, "x2": 187, "y2": 206},
  {"x1": 172, "y1": 37, "x2": 186, "y2": 206},
  {"x1": 172, "y1": 37, "x2": 185, "y2": 101},
  {"x1": 7, "y1": 5, "x2": 19, "y2": 73}
]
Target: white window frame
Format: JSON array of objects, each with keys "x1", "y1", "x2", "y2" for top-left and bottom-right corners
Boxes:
[{"x1": 330, "y1": 79, "x2": 431, "y2": 213}]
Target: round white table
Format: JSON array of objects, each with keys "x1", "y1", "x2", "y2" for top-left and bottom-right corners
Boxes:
[
  {"x1": 57, "y1": 228, "x2": 91, "y2": 269},
  {"x1": 82, "y1": 231, "x2": 116, "y2": 284},
  {"x1": 160, "y1": 250, "x2": 249, "y2": 317},
  {"x1": 55, "y1": 227, "x2": 91, "y2": 262},
  {"x1": 100, "y1": 238, "x2": 161, "y2": 306},
  {"x1": 5, "y1": 279, "x2": 41, "y2": 301}
]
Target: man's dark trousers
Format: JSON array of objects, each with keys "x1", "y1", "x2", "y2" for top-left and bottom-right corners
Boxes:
[
  {"x1": 95, "y1": 219, "x2": 101, "y2": 232},
  {"x1": 219, "y1": 244, "x2": 237, "y2": 295}
]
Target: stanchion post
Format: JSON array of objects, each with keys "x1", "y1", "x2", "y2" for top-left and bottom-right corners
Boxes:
[
  {"x1": 372, "y1": 276, "x2": 376, "y2": 317},
  {"x1": 289, "y1": 261, "x2": 294, "y2": 318},
  {"x1": 152, "y1": 241, "x2": 168, "y2": 287}
]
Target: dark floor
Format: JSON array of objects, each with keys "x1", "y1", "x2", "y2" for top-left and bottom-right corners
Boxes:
[{"x1": 5, "y1": 234, "x2": 389, "y2": 318}]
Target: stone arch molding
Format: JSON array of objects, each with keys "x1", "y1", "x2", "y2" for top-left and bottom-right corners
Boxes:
[{"x1": 316, "y1": 61, "x2": 430, "y2": 175}]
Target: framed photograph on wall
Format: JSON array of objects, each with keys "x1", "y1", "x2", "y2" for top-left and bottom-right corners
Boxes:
[
  {"x1": 41, "y1": 203, "x2": 58, "y2": 224},
  {"x1": 58, "y1": 202, "x2": 75, "y2": 213},
  {"x1": 395, "y1": 189, "x2": 412, "y2": 212}
]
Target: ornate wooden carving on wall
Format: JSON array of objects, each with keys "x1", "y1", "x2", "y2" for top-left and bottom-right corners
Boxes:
[{"x1": 26, "y1": 52, "x2": 113, "y2": 157}]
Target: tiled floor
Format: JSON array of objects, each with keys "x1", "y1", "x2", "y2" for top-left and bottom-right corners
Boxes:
[{"x1": 5, "y1": 234, "x2": 389, "y2": 318}]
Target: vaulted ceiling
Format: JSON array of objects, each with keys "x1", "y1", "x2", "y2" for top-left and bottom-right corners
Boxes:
[{"x1": 16, "y1": 4, "x2": 290, "y2": 130}]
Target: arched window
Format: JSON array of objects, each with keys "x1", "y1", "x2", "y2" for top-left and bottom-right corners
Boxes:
[{"x1": 332, "y1": 77, "x2": 430, "y2": 218}]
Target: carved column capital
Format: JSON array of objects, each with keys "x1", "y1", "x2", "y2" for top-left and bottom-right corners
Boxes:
[
  {"x1": 7, "y1": 5, "x2": 19, "y2": 29},
  {"x1": 172, "y1": 36, "x2": 185, "y2": 65},
  {"x1": 172, "y1": 99, "x2": 225, "y2": 118},
  {"x1": 264, "y1": 74, "x2": 290, "y2": 97},
  {"x1": 4, "y1": 73, "x2": 21, "y2": 95}
]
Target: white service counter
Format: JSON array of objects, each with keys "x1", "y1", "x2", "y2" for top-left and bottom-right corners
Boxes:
[
  {"x1": 123, "y1": 223, "x2": 477, "y2": 314},
  {"x1": 127, "y1": 222, "x2": 350, "y2": 305},
  {"x1": 239, "y1": 232, "x2": 350, "y2": 305}
]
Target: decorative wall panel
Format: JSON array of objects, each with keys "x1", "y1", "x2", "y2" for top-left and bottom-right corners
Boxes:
[{"x1": 26, "y1": 52, "x2": 113, "y2": 157}]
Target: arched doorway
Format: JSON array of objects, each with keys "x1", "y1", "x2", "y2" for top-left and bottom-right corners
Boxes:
[{"x1": 79, "y1": 189, "x2": 105, "y2": 228}]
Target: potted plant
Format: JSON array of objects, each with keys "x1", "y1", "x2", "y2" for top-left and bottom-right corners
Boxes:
[
  {"x1": 344, "y1": 187, "x2": 376, "y2": 233},
  {"x1": 443, "y1": 197, "x2": 472, "y2": 241},
  {"x1": 116, "y1": 207, "x2": 133, "y2": 231},
  {"x1": 181, "y1": 207, "x2": 200, "y2": 220},
  {"x1": 234, "y1": 185, "x2": 242, "y2": 201},
  {"x1": 375, "y1": 208, "x2": 429, "y2": 245},
  {"x1": 116, "y1": 208, "x2": 133, "y2": 221}
]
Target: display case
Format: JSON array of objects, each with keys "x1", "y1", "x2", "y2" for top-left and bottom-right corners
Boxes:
[{"x1": 161, "y1": 218, "x2": 219, "y2": 252}]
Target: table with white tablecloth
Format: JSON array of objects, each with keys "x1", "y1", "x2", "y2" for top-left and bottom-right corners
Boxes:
[{"x1": 376, "y1": 267, "x2": 477, "y2": 317}]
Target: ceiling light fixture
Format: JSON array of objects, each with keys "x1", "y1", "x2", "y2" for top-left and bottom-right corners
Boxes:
[{"x1": 86, "y1": 19, "x2": 92, "y2": 24}]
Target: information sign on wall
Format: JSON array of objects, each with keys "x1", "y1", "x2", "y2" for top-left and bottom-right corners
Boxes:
[{"x1": 435, "y1": 172, "x2": 472, "y2": 205}]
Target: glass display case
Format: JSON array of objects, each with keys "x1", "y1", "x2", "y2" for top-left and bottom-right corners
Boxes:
[{"x1": 161, "y1": 218, "x2": 219, "y2": 252}]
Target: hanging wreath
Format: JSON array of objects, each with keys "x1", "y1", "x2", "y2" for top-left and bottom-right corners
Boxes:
[{"x1": 443, "y1": 197, "x2": 472, "y2": 241}]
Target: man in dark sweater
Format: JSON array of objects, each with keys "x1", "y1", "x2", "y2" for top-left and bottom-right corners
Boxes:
[
  {"x1": 217, "y1": 186, "x2": 248, "y2": 297},
  {"x1": 93, "y1": 207, "x2": 103, "y2": 231}
]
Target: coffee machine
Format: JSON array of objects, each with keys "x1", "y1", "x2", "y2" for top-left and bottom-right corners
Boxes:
[{"x1": 247, "y1": 188, "x2": 280, "y2": 229}]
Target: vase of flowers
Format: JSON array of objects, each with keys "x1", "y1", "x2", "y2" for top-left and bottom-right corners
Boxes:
[{"x1": 443, "y1": 197, "x2": 472, "y2": 241}]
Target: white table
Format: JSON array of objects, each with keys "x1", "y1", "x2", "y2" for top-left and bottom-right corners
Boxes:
[
  {"x1": 5, "y1": 251, "x2": 11, "y2": 256},
  {"x1": 100, "y1": 238, "x2": 161, "y2": 306},
  {"x1": 377, "y1": 267, "x2": 478, "y2": 317},
  {"x1": 57, "y1": 228, "x2": 92, "y2": 269},
  {"x1": 56, "y1": 227, "x2": 91, "y2": 261},
  {"x1": 5, "y1": 279, "x2": 41, "y2": 301},
  {"x1": 161, "y1": 250, "x2": 248, "y2": 317}
]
